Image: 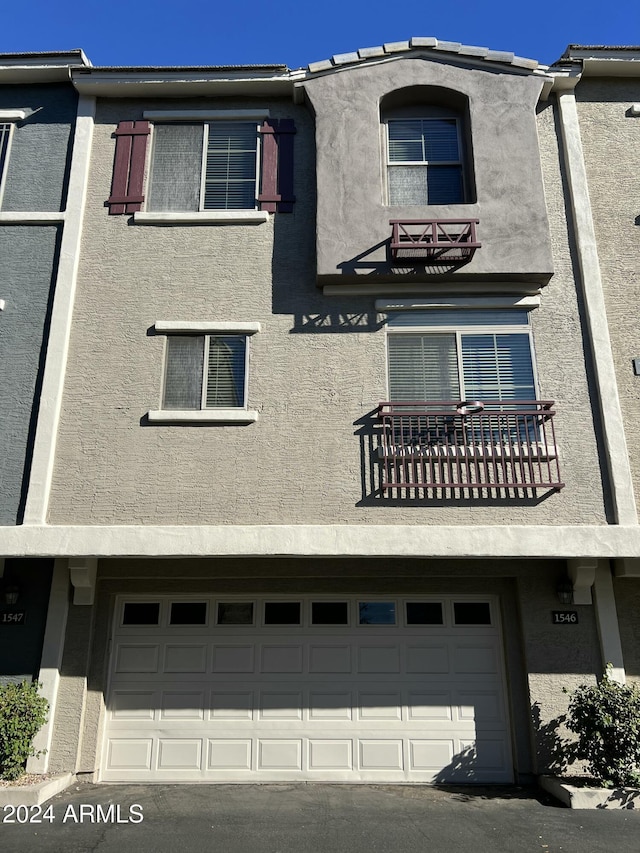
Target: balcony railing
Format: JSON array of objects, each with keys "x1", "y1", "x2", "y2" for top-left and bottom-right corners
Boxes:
[
  {"x1": 389, "y1": 219, "x2": 480, "y2": 264},
  {"x1": 378, "y1": 400, "x2": 564, "y2": 497}
]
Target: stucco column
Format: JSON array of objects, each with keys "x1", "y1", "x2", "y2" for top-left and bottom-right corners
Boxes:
[
  {"x1": 555, "y1": 86, "x2": 637, "y2": 526},
  {"x1": 22, "y1": 95, "x2": 95, "y2": 525},
  {"x1": 26, "y1": 558, "x2": 70, "y2": 772},
  {"x1": 593, "y1": 561, "x2": 625, "y2": 684}
]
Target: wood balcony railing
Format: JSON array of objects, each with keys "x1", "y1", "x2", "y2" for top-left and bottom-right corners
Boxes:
[
  {"x1": 389, "y1": 219, "x2": 480, "y2": 264},
  {"x1": 378, "y1": 400, "x2": 564, "y2": 497}
]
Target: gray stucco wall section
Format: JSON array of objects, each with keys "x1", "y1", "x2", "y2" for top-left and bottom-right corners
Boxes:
[
  {"x1": 0, "y1": 84, "x2": 77, "y2": 212},
  {"x1": 0, "y1": 225, "x2": 61, "y2": 524},
  {"x1": 574, "y1": 79, "x2": 640, "y2": 518},
  {"x1": 43, "y1": 557, "x2": 600, "y2": 781},
  {"x1": 302, "y1": 58, "x2": 554, "y2": 284},
  {"x1": 0, "y1": 558, "x2": 53, "y2": 677},
  {"x1": 45, "y1": 93, "x2": 608, "y2": 526}
]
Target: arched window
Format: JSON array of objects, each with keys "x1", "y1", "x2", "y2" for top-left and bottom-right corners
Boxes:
[{"x1": 381, "y1": 86, "x2": 475, "y2": 206}]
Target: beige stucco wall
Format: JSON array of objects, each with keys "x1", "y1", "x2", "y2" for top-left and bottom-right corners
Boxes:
[
  {"x1": 43, "y1": 556, "x2": 601, "y2": 780},
  {"x1": 46, "y1": 87, "x2": 608, "y2": 526},
  {"x1": 575, "y1": 79, "x2": 640, "y2": 518}
]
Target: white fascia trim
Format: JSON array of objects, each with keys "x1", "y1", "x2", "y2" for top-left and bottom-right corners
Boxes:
[
  {"x1": 133, "y1": 210, "x2": 269, "y2": 224},
  {"x1": 3, "y1": 524, "x2": 640, "y2": 558},
  {"x1": 557, "y1": 91, "x2": 638, "y2": 526},
  {"x1": 0, "y1": 212, "x2": 65, "y2": 223},
  {"x1": 147, "y1": 409, "x2": 259, "y2": 424},
  {"x1": 143, "y1": 109, "x2": 270, "y2": 121},
  {"x1": 22, "y1": 95, "x2": 96, "y2": 525},
  {"x1": 0, "y1": 109, "x2": 27, "y2": 120},
  {"x1": 376, "y1": 296, "x2": 541, "y2": 312},
  {"x1": 155, "y1": 321, "x2": 261, "y2": 334}
]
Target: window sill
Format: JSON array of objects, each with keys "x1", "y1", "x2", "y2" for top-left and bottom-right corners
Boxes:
[
  {"x1": 133, "y1": 211, "x2": 269, "y2": 225},
  {"x1": 147, "y1": 409, "x2": 259, "y2": 424}
]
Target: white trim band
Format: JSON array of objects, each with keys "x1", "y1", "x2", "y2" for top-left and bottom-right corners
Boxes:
[
  {"x1": 133, "y1": 211, "x2": 269, "y2": 224},
  {"x1": 0, "y1": 109, "x2": 27, "y2": 120},
  {"x1": 143, "y1": 109, "x2": 270, "y2": 121},
  {"x1": 147, "y1": 409, "x2": 259, "y2": 424},
  {"x1": 0, "y1": 212, "x2": 65, "y2": 223},
  {"x1": 155, "y1": 321, "x2": 261, "y2": 334},
  {"x1": 376, "y1": 296, "x2": 541, "y2": 312}
]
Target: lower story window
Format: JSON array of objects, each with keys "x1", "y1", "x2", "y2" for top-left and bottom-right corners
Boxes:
[{"x1": 163, "y1": 334, "x2": 248, "y2": 410}]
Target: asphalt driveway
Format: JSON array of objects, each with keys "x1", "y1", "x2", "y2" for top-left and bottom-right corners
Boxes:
[{"x1": 3, "y1": 782, "x2": 640, "y2": 853}]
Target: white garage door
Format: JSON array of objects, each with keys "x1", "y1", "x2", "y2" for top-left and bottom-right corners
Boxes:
[{"x1": 102, "y1": 595, "x2": 512, "y2": 783}]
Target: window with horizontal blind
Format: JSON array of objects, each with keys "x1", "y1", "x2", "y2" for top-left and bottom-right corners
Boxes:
[
  {"x1": 387, "y1": 310, "x2": 537, "y2": 405},
  {"x1": 0, "y1": 123, "x2": 14, "y2": 206},
  {"x1": 148, "y1": 122, "x2": 259, "y2": 212},
  {"x1": 162, "y1": 335, "x2": 248, "y2": 410},
  {"x1": 387, "y1": 117, "x2": 464, "y2": 205}
]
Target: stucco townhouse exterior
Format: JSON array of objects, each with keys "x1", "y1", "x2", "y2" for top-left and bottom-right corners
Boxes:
[{"x1": 1, "y1": 38, "x2": 640, "y2": 785}]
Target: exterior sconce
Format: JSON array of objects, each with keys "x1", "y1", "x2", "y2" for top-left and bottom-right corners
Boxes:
[
  {"x1": 556, "y1": 579, "x2": 574, "y2": 606},
  {"x1": 4, "y1": 584, "x2": 19, "y2": 606}
]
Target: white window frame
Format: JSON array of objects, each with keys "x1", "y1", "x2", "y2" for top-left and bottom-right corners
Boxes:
[
  {"x1": 385, "y1": 311, "x2": 540, "y2": 403},
  {"x1": 136, "y1": 110, "x2": 270, "y2": 224},
  {"x1": 0, "y1": 112, "x2": 26, "y2": 210},
  {"x1": 147, "y1": 321, "x2": 260, "y2": 424},
  {"x1": 384, "y1": 116, "x2": 466, "y2": 206}
]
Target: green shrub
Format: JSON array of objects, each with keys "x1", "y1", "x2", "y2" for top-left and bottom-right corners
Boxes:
[
  {"x1": 565, "y1": 665, "x2": 640, "y2": 788},
  {"x1": 0, "y1": 681, "x2": 48, "y2": 781}
]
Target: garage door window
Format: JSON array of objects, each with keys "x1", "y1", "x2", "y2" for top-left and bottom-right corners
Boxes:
[
  {"x1": 406, "y1": 602, "x2": 444, "y2": 625},
  {"x1": 359, "y1": 602, "x2": 396, "y2": 625},
  {"x1": 311, "y1": 602, "x2": 349, "y2": 625},
  {"x1": 453, "y1": 602, "x2": 492, "y2": 625},
  {"x1": 264, "y1": 601, "x2": 301, "y2": 625},
  {"x1": 170, "y1": 602, "x2": 207, "y2": 625},
  {"x1": 217, "y1": 602, "x2": 254, "y2": 625},
  {"x1": 122, "y1": 602, "x2": 160, "y2": 625}
]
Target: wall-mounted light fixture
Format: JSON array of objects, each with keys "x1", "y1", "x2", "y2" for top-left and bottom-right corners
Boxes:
[{"x1": 556, "y1": 579, "x2": 574, "y2": 606}]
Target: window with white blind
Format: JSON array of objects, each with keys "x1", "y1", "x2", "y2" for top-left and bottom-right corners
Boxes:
[
  {"x1": 387, "y1": 310, "x2": 537, "y2": 405},
  {"x1": 148, "y1": 122, "x2": 259, "y2": 212},
  {"x1": 162, "y1": 335, "x2": 248, "y2": 409},
  {"x1": 387, "y1": 118, "x2": 464, "y2": 205},
  {"x1": 0, "y1": 122, "x2": 14, "y2": 206}
]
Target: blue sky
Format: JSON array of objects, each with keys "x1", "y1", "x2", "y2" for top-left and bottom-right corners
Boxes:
[{"x1": 2, "y1": 0, "x2": 639, "y2": 69}]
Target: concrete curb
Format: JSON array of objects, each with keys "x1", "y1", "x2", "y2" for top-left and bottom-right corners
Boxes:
[
  {"x1": 540, "y1": 775, "x2": 640, "y2": 809},
  {"x1": 0, "y1": 773, "x2": 74, "y2": 806}
]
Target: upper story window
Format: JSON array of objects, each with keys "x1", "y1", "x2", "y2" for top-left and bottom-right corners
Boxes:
[
  {"x1": 148, "y1": 121, "x2": 259, "y2": 212},
  {"x1": 386, "y1": 309, "x2": 536, "y2": 404},
  {"x1": 107, "y1": 112, "x2": 296, "y2": 218},
  {"x1": 387, "y1": 118, "x2": 463, "y2": 205},
  {"x1": 381, "y1": 87, "x2": 475, "y2": 207},
  {"x1": 0, "y1": 123, "x2": 12, "y2": 202}
]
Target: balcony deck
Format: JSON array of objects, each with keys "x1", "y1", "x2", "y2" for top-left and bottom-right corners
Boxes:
[
  {"x1": 389, "y1": 219, "x2": 480, "y2": 264},
  {"x1": 378, "y1": 400, "x2": 564, "y2": 497}
]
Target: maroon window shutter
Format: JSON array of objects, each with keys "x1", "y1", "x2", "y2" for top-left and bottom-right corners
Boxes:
[
  {"x1": 107, "y1": 120, "x2": 150, "y2": 215},
  {"x1": 275, "y1": 118, "x2": 295, "y2": 213},
  {"x1": 258, "y1": 119, "x2": 296, "y2": 213}
]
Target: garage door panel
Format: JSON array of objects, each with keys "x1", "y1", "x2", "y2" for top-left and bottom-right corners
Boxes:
[
  {"x1": 309, "y1": 644, "x2": 351, "y2": 673},
  {"x1": 160, "y1": 692, "x2": 205, "y2": 720},
  {"x1": 212, "y1": 645, "x2": 254, "y2": 673},
  {"x1": 107, "y1": 738, "x2": 153, "y2": 771},
  {"x1": 409, "y1": 739, "x2": 454, "y2": 770},
  {"x1": 453, "y1": 644, "x2": 498, "y2": 674},
  {"x1": 258, "y1": 739, "x2": 302, "y2": 770},
  {"x1": 407, "y1": 691, "x2": 453, "y2": 721},
  {"x1": 111, "y1": 691, "x2": 157, "y2": 720},
  {"x1": 157, "y1": 738, "x2": 202, "y2": 770},
  {"x1": 259, "y1": 691, "x2": 303, "y2": 720},
  {"x1": 210, "y1": 690, "x2": 254, "y2": 720},
  {"x1": 405, "y1": 645, "x2": 449, "y2": 673},
  {"x1": 359, "y1": 740, "x2": 404, "y2": 770},
  {"x1": 115, "y1": 644, "x2": 159, "y2": 673},
  {"x1": 208, "y1": 739, "x2": 252, "y2": 770},
  {"x1": 260, "y1": 645, "x2": 303, "y2": 673},
  {"x1": 358, "y1": 692, "x2": 402, "y2": 721},
  {"x1": 309, "y1": 691, "x2": 352, "y2": 720},
  {"x1": 309, "y1": 739, "x2": 352, "y2": 770},
  {"x1": 164, "y1": 644, "x2": 207, "y2": 673},
  {"x1": 357, "y1": 646, "x2": 400, "y2": 673}
]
